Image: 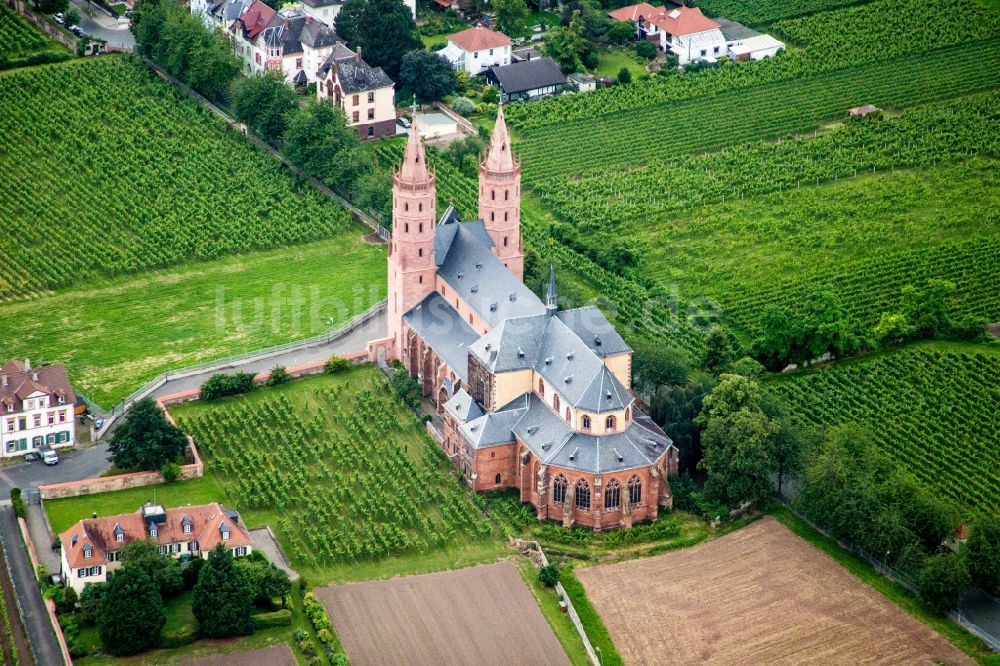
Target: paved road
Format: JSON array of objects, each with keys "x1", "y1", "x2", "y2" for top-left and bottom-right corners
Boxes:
[
  {"x1": 0, "y1": 506, "x2": 64, "y2": 666},
  {"x1": 148, "y1": 313, "x2": 386, "y2": 400},
  {"x1": 71, "y1": 0, "x2": 134, "y2": 48},
  {"x1": 0, "y1": 443, "x2": 110, "y2": 498}
]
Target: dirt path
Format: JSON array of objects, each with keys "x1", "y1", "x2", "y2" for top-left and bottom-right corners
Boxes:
[
  {"x1": 318, "y1": 561, "x2": 571, "y2": 666},
  {"x1": 181, "y1": 643, "x2": 297, "y2": 666},
  {"x1": 577, "y1": 517, "x2": 972, "y2": 666}
]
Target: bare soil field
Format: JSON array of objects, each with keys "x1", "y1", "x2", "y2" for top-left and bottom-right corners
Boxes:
[
  {"x1": 577, "y1": 517, "x2": 972, "y2": 666},
  {"x1": 181, "y1": 643, "x2": 297, "y2": 666},
  {"x1": 317, "y1": 561, "x2": 571, "y2": 666}
]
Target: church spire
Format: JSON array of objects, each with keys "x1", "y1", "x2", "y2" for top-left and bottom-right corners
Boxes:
[
  {"x1": 545, "y1": 266, "x2": 558, "y2": 315},
  {"x1": 484, "y1": 102, "x2": 515, "y2": 172},
  {"x1": 397, "y1": 117, "x2": 431, "y2": 184}
]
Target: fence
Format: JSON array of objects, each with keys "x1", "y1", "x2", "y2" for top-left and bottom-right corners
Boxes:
[
  {"x1": 949, "y1": 610, "x2": 1000, "y2": 653},
  {"x1": 139, "y1": 57, "x2": 391, "y2": 241},
  {"x1": 90, "y1": 300, "x2": 385, "y2": 435}
]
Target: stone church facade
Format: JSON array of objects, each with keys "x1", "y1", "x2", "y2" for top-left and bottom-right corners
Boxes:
[{"x1": 368, "y1": 107, "x2": 677, "y2": 531}]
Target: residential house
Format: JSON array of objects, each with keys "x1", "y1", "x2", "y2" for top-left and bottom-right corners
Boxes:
[
  {"x1": 609, "y1": 3, "x2": 727, "y2": 65},
  {"x1": 317, "y1": 47, "x2": 396, "y2": 139},
  {"x1": 566, "y1": 71, "x2": 596, "y2": 92},
  {"x1": 486, "y1": 57, "x2": 565, "y2": 102},
  {"x1": 1, "y1": 359, "x2": 75, "y2": 459},
  {"x1": 60, "y1": 503, "x2": 252, "y2": 593},
  {"x1": 229, "y1": 0, "x2": 278, "y2": 74},
  {"x1": 716, "y1": 16, "x2": 785, "y2": 60},
  {"x1": 259, "y1": 12, "x2": 340, "y2": 85},
  {"x1": 196, "y1": 0, "x2": 251, "y2": 32},
  {"x1": 439, "y1": 25, "x2": 512, "y2": 76}
]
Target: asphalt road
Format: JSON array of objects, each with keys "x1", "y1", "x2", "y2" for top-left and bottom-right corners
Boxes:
[
  {"x1": 0, "y1": 443, "x2": 110, "y2": 498},
  {"x1": 70, "y1": 0, "x2": 134, "y2": 48},
  {"x1": 0, "y1": 506, "x2": 64, "y2": 666}
]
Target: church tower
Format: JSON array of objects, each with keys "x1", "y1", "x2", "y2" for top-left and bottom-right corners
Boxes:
[
  {"x1": 388, "y1": 119, "x2": 436, "y2": 360},
  {"x1": 479, "y1": 104, "x2": 523, "y2": 280}
]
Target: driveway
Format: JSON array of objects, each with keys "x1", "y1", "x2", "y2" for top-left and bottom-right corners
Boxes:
[
  {"x1": 0, "y1": 443, "x2": 110, "y2": 498},
  {"x1": 0, "y1": 506, "x2": 64, "y2": 666},
  {"x1": 70, "y1": 0, "x2": 134, "y2": 48}
]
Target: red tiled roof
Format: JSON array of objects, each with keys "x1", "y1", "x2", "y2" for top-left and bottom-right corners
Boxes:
[
  {"x1": 647, "y1": 6, "x2": 720, "y2": 35},
  {"x1": 231, "y1": 0, "x2": 277, "y2": 41},
  {"x1": 60, "y1": 503, "x2": 252, "y2": 570},
  {"x1": 608, "y1": 2, "x2": 660, "y2": 22},
  {"x1": 447, "y1": 25, "x2": 512, "y2": 52},
  {"x1": 0, "y1": 359, "x2": 75, "y2": 414}
]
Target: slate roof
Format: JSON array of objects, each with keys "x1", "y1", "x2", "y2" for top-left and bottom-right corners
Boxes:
[
  {"x1": 402, "y1": 292, "x2": 480, "y2": 383},
  {"x1": 0, "y1": 360, "x2": 75, "y2": 414},
  {"x1": 715, "y1": 16, "x2": 759, "y2": 41},
  {"x1": 435, "y1": 215, "x2": 546, "y2": 329},
  {"x1": 262, "y1": 15, "x2": 304, "y2": 53},
  {"x1": 443, "y1": 388, "x2": 484, "y2": 422},
  {"x1": 460, "y1": 408, "x2": 523, "y2": 448},
  {"x1": 556, "y1": 307, "x2": 630, "y2": 358},
  {"x1": 319, "y1": 50, "x2": 394, "y2": 92},
  {"x1": 60, "y1": 503, "x2": 251, "y2": 570},
  {"x1": 301, "y1": 17, "x2": 338, "y2": 47},
  {"x1": 489, "y1": 58, "x2": 566, "y2": 94}
]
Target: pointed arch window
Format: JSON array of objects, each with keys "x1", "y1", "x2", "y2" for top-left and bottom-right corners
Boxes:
[
  {"x1": 418, "y1": 248, "x2": 423, "y2": 257},
  {"x1": 575, "y1": 480, "x2": 590, "y2": 510},
  {"x1": 504, "y1": 212, "x2": 508, "y2": 222},
  {"x1": 404, "y1": 223, "x2": 409, "y2": 233},
  {"x1": 606, "y1": 415, "x2": 617, "y2": 432},
  {"x1": 565, "y1": 407, "x2": 571, "y2": 422},
  {"x1": 625, "y1": 407, "x2": 631, "y2": 422},
  {"x1": 538, "y1": 379, "x2": 545, "y2": 396},
  {"x1": 582, "y1": 415, "x2": 591, "y2": 431},
  {"x1": 604, "y1": 479, "x2": 621, "y2": 510},
  {"x1": 553, "y1": 394, "x2": 560, "y2": 412},
  {"x1": 405, "y1": 202, "x2": 409, "y2": 212},
  {"x1": 628, "y1": 475, "x2": 642, "y2": 505},
  {"x1": 418, "y1": 222, "x2": 423, "y2": 233},
  {"x1": 553, "y1": 475, "x2": 567, "y2": 504},
  {"x1": 503, "y1": 236, "x2": 508, "y2": 247},
  {"x1": 418, "y1": 203, "x2": 423, "y2": 212}
]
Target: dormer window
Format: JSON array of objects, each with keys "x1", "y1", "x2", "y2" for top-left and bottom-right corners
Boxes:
[
  {"x1": 58, "y1": 395, "x2": 65, "y2": 404},
  {"x1": 149, "y1": 526, "x2": 157, "y2": 538},
  {"x1": 84, "y1": 545, "x2": 92, "y2": 559},
  {"x1": 184, "y1": 523, "x2": 192, "y2": 534},
  {"x1": 220, "y1": 523, "x2": 230, "y2": 541},
  {"x1": 116, "y1": 533, "x2": 124, "y2": 542}
]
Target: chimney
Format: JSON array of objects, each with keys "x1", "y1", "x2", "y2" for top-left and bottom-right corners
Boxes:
[
  {"x1": 355, "y1": 45, "x2": 361, "y2": 64},
  {"x1": 23, "y1": 358, "x2": 30, "y2": 371},
  {"x1": 1, "y1": 375, "x2": 6, "y2": 387},
  {"x1": 31, "y1": 371, "x2": 38, "y2": 381}
]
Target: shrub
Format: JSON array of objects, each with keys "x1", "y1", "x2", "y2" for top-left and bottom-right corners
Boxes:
[
  {"x1": 316, "y1": 627, "x2": 334, "y2": 644},
  {"x1": 160, "y1": 624, "x2": 197, "y2": 648},
  {"x1": 160, "y1": 461, "x2": 181, "y2": 482},
  {"x1": 182, "y1": 557, "x2": 205, "y2": 590},
  {"x1": 481, "y1": 86, "x2": 500, "y2": 104},
  {"x1": 267, "y1": 365, "x2": 290, "y2": 386},
  {"x1": 635, "y1": 40, "x2": 657, "y2": 61},
  {"x1": 538, "y1": 564, "x2": 560, "y2": 587},
  {"x1": 36, "y1": 564, "x2": 47, "y2": 587},
  {"x1": 254, "y1": 608, "x2": 293, "y2": 628},
  {"x1": 964, "y1": 513, "x2": 1000, "y2": 596},
  {"x1": 79, "y1": 582, "x2": 107, "y2": 625},
  {"x1": 617, "y1": 67, "x2": 632, "y2": 85},
  {"x1": 917, "y1": 553, "x2": 970, "y2": 614},
  {"x1": 325, "y1": 356, "x2": 350, "y2": 373},
  {"x1": 451, "y1": 96, "x2": 475, "y2": 116},
  {"x1": 200, "y1": 372, "x2": 256, "y2": 400},
  {"x1": 10, "y1": 488, "x2": 25, "y2": 519},
  {"x1": 58, "y1": 585, "x2": 79, "y2": 614}
]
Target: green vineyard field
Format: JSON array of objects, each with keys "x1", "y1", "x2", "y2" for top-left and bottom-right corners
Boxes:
[
  {"x1": 770, "y1": 344, "x2": 1000, "y2": 513},
  {"x1": 0, "y1": 4, "x2": 47, "y2": 58},
  {"x1": 172, "y1": 368, "x2": 501, "y2": 582},
  {"x1": 0, "y1": 56, "x2": 358, "y2": 300},
  {"x1": 691, "y1": 0, "x2": 863, "y2": 25}
]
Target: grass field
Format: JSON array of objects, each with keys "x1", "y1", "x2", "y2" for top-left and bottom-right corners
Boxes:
[
  {"x1": 594, "y1": 49, "x2": 646, "y2": 80},
  {"x1": 769, "y1": 343, "x2": 1000, "y2": 514},
  {"x1": 577, "y1": 517, "x2": 973, "y2": 665},
  {"x1": 0, "y1": 56, "x2": 362, "y2": 299},
  {"x1": 169, "y1": 367, "x2": 505, "y2": 585},
  {"x1": 0, "y1": 236, "x2": 384, "y2": 408}
]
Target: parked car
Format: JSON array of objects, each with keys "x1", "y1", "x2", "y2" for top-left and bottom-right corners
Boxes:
[
  {"x1": 69, "y1": 25, "x2": 85, "y2": 37},
  {"x1": 23, "y1": 451, "x2": 41, "y2": 462},
  {"x1": 52, "y1": 12, "x2": 64, "y2": 24},
  {"x1": 124, "y1": 9, "x2": 132, "y2": 18},
  {"x1": 397, "y1": 117, "x2": 412, "y2": 129},
  {"x1": 41, "y1": 449, "x2": 59, "y2": 466}
]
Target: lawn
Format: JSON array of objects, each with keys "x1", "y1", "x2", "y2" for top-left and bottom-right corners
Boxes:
[
  {"x1": 594, "y1": 49, "x2": 646, "y2": 80},
  {"x1": 0, "y1": 235, "x2": 385, "y2": 408},
  {"x1": 421, "y1": 33, "x2": 447, "y2": 49},
  {"x1": 515, "y1": 559, "x2": 591, "y2": 666},
  {"x1": 46, "y1": 475, "x2": 229, "y2": 535},
  {"x1": 169, "y1": 367, "x2": 506, "y2": 585}
]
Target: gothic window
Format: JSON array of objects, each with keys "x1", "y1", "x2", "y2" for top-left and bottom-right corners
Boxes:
[
  {"x1": 418, "y1": 276, "x2": 423, "y2": 284},
  {"x1": 504, "y1": 190, "x2": 509, "y2": 201},
  {"x1": 625, "y1": 407, "x2": 631, "y2": 422},
  {"x1": 582, "y1": 415, "x2": 591, "y2": 430},
  {"x1": 628, "y1": 476, "x2": 642, "y2": 505},
  {"x1": 404, "y1": 223, "x2": 409, "y2": 232},
  {"x1": 418, "y1": 203, "x2": 423, "y2": 213},
  {"x1": 553, "y1": 394, "x2": 560, "y2": 412},
  {"x1": 504, "y1": 212, "x2": 508, "y2": 222},
  {"x1": 491, "y1": 189, "x2": 495, "y2": 200},
  {"x1": 419, "y1": 222, "x2": 423, "y2": 232},
  {"x1": 575, "y1": 480, "x2": 591, "y2": 510},
  {"x1": 491, "y1": 212, "x2": 495, "y2": 221},
  {"x1": 538, "y1": 379, "x2": 544, "y2": 396},
  {"x1": 604, "y1": 479, "x2": 621, "y2": 510},
  {"x1": 504, "y1": 236, "x2": 508, "y2": 247},
  {"x1": 565, "y1": 407, "x2": 571, "y2": 422},
  {"x1": 405, "y1": 202, "x2": 409, "y2": 212},
  {"x1": 606, "y1": 415, "x2": 617, "y2": 431},
  {"x1": 495, "y1": 473, "x2": 501, "y2": 484},
  {"x1": 418, "y1": 248, "x2": 423, "y2": 257},
  {"x1": 553, "y1": 475, "x2": 567, "y2": 504}
]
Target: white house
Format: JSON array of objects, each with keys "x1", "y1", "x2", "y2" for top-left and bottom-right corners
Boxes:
[
  {"x1": 258, "y1": 11, "x2": 340, "y2": 85},
  {"x1": 439, "y1": 25, "x2": 512, "y2": 76},
  {"x1": 1, "y1": 359, "x2": 75, "y2": 459},
  {"x1": 60, "y1": 503, "x2": 253, "y2": 593},
  {"x1": 297, "y1": 0, "x2": 414, "y2": 22},
  {"x1": 608, "y1": 3, "x2": 727, "y2": 65}
]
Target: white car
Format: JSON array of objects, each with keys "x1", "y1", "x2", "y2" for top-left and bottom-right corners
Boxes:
[
  {"x1": 42, "y1": 450, "x2": 59, "y2": 466},
  {"x1": 53, "y1": 12, "x2": 64, "y2": 24},
  {"x1": 69, "y1": 25, "x2": 85, "y2": 37}
]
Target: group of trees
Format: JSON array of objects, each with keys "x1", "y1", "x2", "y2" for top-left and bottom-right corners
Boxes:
[
  {"x1": 873, "y1": 279, "x2": 984, "y2": 346},
  {"x1": 335, "y1": 0, "x2": 420, "y2": 81},
  {"x1": 398, "y1": 49, "x2": 457, "y2": 103},
  {"x1": 544, "y1": 0, "x2": 641, "y2": 72},
  {"x1": 132, "y1": 0, "x2": 240, "y2": 98},
  {"x1": 76, "y1": 543, "x2": 290, "y2": 656},
  {"x1": 108, "y1": 397, "x2": 187, "y2": 473}
]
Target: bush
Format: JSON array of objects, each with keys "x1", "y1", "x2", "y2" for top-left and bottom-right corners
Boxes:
[
  {"x1": 79, "y1": 583, "x2": 107, "y2": 626},
  {"x1": 917, "y1": 553, "x2": 970, "y2": 614},
  {"x1": 200, "y1": 372, "x2": 256, "y2": 400},
  {"x1": 182, "y1": 557, "x2": 205, "y2": 591},
  {"x1": 160, "y1": 461, "x2": 181, "y2": 482},
  {"x1": 254, "y1": 608, "x2": 292, "y2": 628},
  {"x1": 303, "y1": 592, "x2": 334, "y2": 632},
  {"x1": 635, "y1": 40, "x2": 657, "y2": 61},
  {"x1": 267, "y1": 365, "x2": 290, "y2": 386},
  {"x1": 159, "y1": 624, "x2": 197, "y2": 648},
  {"x1": 316, "y1": 627, "x2": 334, "y2": 644},
  {"x1": 481, "y1": 86, "x2": 500, "y2": 104},
  {"x1": 10, "y1": 488, "x2": 25, "y2": 519},
  {"x1": 325, "y1": 356, "x2": 350, "y2": 373},
  {"x1": 617, "y1": 67, "x2": 632, "y2": 85},
  {"x1": 58, "y1": 585, "x2": 79, "y2": 614},
  {"x1": 451, "y1": 96, "x2": 475, "y2": 116},
  {"x1": 538, "y1": 564, "x2": 560, "y2": 587}
]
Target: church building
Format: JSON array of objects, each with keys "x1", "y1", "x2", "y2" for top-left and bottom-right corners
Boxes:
[{"x1": 367, "y1": 107, "x2": 678, "y2": 531}]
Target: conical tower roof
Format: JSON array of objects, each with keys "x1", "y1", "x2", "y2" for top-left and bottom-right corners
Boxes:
[
  {"x1": 483, "y1": 103, "x2": 516, "y2": 173},
  {"x1": 397, "y1": 117, "x2": 431, "y2": 184}
]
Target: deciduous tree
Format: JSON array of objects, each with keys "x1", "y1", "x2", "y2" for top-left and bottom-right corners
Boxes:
[
  {"x1": 334, "y1": 0, "x2": 420, "y2": 81},
  {"x1": 399, "y1": 50, "x2": 457, "y2": 102},
  {"x1": 108, "y1": 397, "x2": 187, "y2": 472},
  {"x1": 492, "y1": 0, "x2": 529, "y2": 35},
  {"x1": 232, "y1": 72, "x2": 298, "y2": 145},
  {"x1": 283, "y1": 100, "x2": 367, "y2": 191},
  {"x1": 121, "y1": 539, "x2": 184, "y2": 598},
  {"x1": 917, "y1": 553, "x2": 969, "y2": 614},
  {"x1": 964, "y1": 513, "x2": 1000, "y2": 596}
]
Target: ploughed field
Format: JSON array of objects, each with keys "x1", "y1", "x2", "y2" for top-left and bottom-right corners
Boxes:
[
  {"x1": 170, "y1": 367, "x2": 504, "y2": 584},
  {"x1": 318, "y1": 561, "x2": 571, "y2": 666},
  {"x1": 577, "y1": 517, "x2": 972, "y2": 666}
]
